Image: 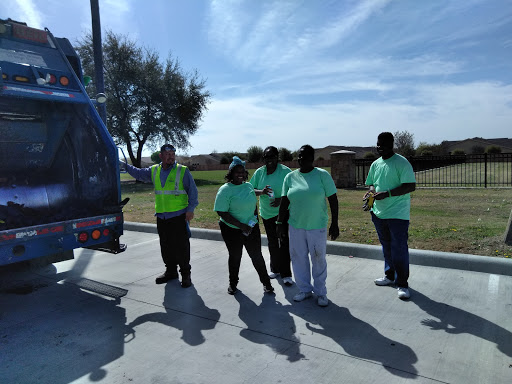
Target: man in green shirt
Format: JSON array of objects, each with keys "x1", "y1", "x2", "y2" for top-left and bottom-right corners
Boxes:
[
  {"x1": 250, "y1": 146, "x2": 293, "y2": 285},
  {"x1": 365, "y1": 132, "x2": 416, "y2": 300}
]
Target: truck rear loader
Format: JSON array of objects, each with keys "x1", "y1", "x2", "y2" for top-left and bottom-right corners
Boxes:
[{"x1": 0, "y1": 18, "x2": 126, "y2": 266}]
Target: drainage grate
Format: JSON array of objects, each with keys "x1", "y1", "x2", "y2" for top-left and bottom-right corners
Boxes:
[{"x1": 67, "y1": 277, "x2": 128, "y2": 299}]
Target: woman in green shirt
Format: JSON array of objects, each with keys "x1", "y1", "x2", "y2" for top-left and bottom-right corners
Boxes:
[
  {"x1": 277, "y1": 145, "x2": 339, "y2": 307},
  {"x1": 214, "y1": 156, "x2": 274, "y2": 295}
]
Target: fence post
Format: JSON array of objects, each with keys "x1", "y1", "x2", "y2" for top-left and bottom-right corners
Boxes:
[{"x1": 484, "y1": 153, "x2": 488, "y2": 188}]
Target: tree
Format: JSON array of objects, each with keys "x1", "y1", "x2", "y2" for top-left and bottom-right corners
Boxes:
[
  {"x1": 363, "y1": 151, "x2": 376, "y2": 159},
  {"x1": 75, "y1": 31, "x2": 211, "y2": 167},
  {"x1": 415, "y1": 142, "x2": 442, "y2": 156},
  {"x1": 247, "y1": 146, "x2": 264, "y2": 163},
  {"x1": 393, "y1": 130, "x2": 415, "y2": 157},
  {"x1": 278, "y1": 147, "x2": 293, "y2": 161},
  {"x1": 150, "y1": 151, "x2": 160, "y2": 164},
  {"x1": 220, "y1": 151, "x2": 245, "y2": 164}
]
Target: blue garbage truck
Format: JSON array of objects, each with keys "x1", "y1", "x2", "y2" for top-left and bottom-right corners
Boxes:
[{"x1": 0, "y1": 18, "x2": 126, "y2": 266}]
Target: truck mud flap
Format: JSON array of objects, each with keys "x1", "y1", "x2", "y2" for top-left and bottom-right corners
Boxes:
[{"x1": 85, "y1": 234, "x2": 127, "y2": 254}]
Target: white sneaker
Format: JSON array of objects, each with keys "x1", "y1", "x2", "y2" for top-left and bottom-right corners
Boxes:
[
  {"x1": 283, "y1": 277, "x2": 293, "y2": 286},
  {"x1": 269, "y1": 272, "x2": 280, "y2": 279},
  {"x1": 397, "y1": 287, "x2": 411, "y2": 300},
  {"x1": 317, "y1": 295, "x2": 329, "y2": 307},
  {"x1": 374, "y1": 277, "x2": 394, "y2": 286},
  {"x1": 293, "y1": 291, "x2": 312, "y2": 302}
]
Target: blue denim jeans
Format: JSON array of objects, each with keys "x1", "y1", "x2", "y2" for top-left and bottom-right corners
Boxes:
[{"x1": 371, "y1": 212, "x2": 410, "y2": 288}]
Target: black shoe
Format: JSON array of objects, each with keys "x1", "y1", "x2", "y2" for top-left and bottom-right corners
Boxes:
[
  {"x1": 227, "y1": 285, "x2": 237, "y2": 295},
  {"x1": 155, "y1": 271, "x2": 178, "y2": 284},
  {"x1": 263, "y1": 284, "x2": 274, "y2": 293},
  {"x1": 181, "y1": 275, "x2": 192, "y2": 288}
]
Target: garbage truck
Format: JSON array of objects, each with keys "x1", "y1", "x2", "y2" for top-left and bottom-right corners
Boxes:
[{"x1": 0, "y1": 18, "x2": 126, "y2": 266}]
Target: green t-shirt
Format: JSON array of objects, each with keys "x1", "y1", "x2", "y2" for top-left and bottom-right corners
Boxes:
[
  {"x1": 249, "y1": 163, "x2": 292, "y2": 219},
  {"x1": 214, "y1": 182, "x2": 257, "y2": 229},
  {"x1": 282, "y1": 168, "x2": 337, "y2": 230},
  {"x1": 365, "y1": 153, "x2": 416, "y2": 220}
]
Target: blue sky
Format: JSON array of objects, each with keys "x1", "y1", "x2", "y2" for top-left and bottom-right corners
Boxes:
[{"x1": 2, "y1": 0, "x2": 512, "y2": 156}]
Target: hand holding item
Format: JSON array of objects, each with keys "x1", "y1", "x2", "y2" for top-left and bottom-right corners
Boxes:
[{"x1": 362, "y1": 191, "x2": 375, "y2": 211}]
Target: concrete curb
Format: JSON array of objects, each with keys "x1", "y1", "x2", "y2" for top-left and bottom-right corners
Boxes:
[{"x1": 123, "y1": 221, "x2": 512, "y2": 277}]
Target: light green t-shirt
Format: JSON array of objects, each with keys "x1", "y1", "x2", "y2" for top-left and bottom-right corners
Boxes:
[
  {"x1": 365, "y1": 153, "x2": 416, "y2": 220},
  {"x1": 249, "y1": 163, "x2": 292, "y2": 220},
  {"x1": 282, "y1": 168, "x2": 337, "y2": 230},
  {"x1": 214, "y1": 182, "x2": 257, "y2": 229}
]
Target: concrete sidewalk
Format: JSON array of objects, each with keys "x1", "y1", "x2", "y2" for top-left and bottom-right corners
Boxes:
[
  {"x1": 125, "y1": 221, "x2": 512, "y2": 277},
  {"x1": 1, "y1": 227, "x2": 512, "y2": 384}
]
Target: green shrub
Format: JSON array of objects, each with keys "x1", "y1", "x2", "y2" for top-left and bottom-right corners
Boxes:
[
  {"x1": 151, "y1": 151, "x2": 160, "y2": 164},
  {"x1": 485, "y1": 145, "x2": 502, "y2": 154},
  {"x1": 279, "y1": 147, "x2": 293, "y2": 161}
]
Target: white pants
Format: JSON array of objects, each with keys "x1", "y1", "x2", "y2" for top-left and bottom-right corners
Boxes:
[{"x1": 288, "y1": 224, "x2": 327, "y2": 296}]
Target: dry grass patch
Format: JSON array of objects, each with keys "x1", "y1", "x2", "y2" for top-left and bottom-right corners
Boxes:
[{"x1": 121, "y1": 175, "x2": 512, "y2": 258}]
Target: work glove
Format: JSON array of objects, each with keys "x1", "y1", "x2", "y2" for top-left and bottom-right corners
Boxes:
[{"x1": 362, "y1": 191, "x2": 375, "y2": 211}]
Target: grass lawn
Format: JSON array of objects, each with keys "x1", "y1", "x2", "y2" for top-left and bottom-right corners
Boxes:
[{"x1": 121, "y1": 169, "x2": 512, "y2": 258}]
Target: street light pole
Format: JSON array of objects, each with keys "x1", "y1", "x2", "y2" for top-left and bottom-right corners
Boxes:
[{"x1": 90, "y1": 0, "x2": 107, "y2": 124}]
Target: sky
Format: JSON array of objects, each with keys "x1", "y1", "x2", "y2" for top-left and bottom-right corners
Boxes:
[{"x1": 2, "y1": 0, "x2": 512, "y2": 157}]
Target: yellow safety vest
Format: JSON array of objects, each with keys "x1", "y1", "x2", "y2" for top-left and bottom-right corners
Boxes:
[{"x1": 151, "y1": 163, "x2": 188, "y2": 213}]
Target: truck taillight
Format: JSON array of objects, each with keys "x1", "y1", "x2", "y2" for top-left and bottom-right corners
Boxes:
[
  {"x1": 49, "y1": 74, "x2": 57, "y2": 84},
  {"x1": 78, "y1": 232, "x2": 88, "y2": 243},
  {"x1": 59, "y1": 76, "x2": 69, "y2": 86},
  {"x1": 92, "y1": 229, "x2": 101, "y2": 240},
  {"x1": 2, "y1": 73, "x2": 7, "y2": 80},
  {"x1": 103, "y1": 229, "x2": 110, "y2": 237}
]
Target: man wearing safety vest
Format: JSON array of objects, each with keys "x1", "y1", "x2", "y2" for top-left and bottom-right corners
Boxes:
[{"x1": 121, "y1": 144, "x2": 199, "y2": 287}]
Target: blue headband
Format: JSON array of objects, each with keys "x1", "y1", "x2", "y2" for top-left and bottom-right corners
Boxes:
[{"x1": 229, "y1": 156, "x2": 246, "y2": 170}]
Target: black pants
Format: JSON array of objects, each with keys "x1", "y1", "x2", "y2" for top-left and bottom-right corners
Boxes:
[
  {"x1": 219, "y1": 221, "x2": 271, "y2": 288},
  {"x1": 157, "y1": 214, "x2": 191, "y2": 276},
  {"x1": 262, "y1": 216, "x2": 292, "y2": 278}
]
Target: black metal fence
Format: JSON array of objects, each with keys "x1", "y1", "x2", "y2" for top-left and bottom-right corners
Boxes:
[{"x1": 355, "y1": 153, "x2": 512, "y2": 188}]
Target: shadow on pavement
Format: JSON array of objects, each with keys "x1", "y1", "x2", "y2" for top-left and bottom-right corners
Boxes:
[
  {"x1": 126, "y1": 284, "x2": 220, "y2": 346},
  {"x1": 0, "y1": 264, "x2": 127, "y2": 384},
  {"x1": 413, "y1": 290, "x2": 512, "y2": 357},
  {"x1": 235, "y1": 291, "x2": 305, "y2": 362},
  {"x1": 281, "y1": 285, "x2": 419, "y2": 378}
]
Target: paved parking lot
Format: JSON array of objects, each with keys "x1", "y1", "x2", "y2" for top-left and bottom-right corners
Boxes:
[{"x1": 1, "y1": 228, "x2": 511, "y2": 383}]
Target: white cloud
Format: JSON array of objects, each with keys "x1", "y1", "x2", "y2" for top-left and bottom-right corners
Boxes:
[
  {"x1": 1, "y1": 0, "x2": 44, "y2": 28},
  {"x1": 189, "y1": 81, "x2": 512, "y2": 155}
]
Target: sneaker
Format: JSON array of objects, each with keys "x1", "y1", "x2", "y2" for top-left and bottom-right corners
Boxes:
[
  {"x1": 374, "y1": 276, "x2": 394, "y2": 286},
  {"x1": 283, "y1": 277, "x2": 294, "y2": 286},
  {"x1": 264, "y1": 284, "x2": 274, "y2": 293},
  {"x1": 269, "y1": 272, "x2": 280, "y2": 279},
  {"x1": 155, "y1": 271, "x2": 179, "y2": 284},
  {"x1": 227, "y1": 285, "x2": 238, "y2": 295},
  {"x1": 397, "y1": 287, "x2": 411, "y2": 300},
  {"x1": 181, "y1": 275, "x2": 192, "y2": 288},
  {"x1": 317, "y1": 295, "x2": 329, "y2": 307},
  {"x1": 293, "y1": 291, "x2": 312, "y2": 302}
]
